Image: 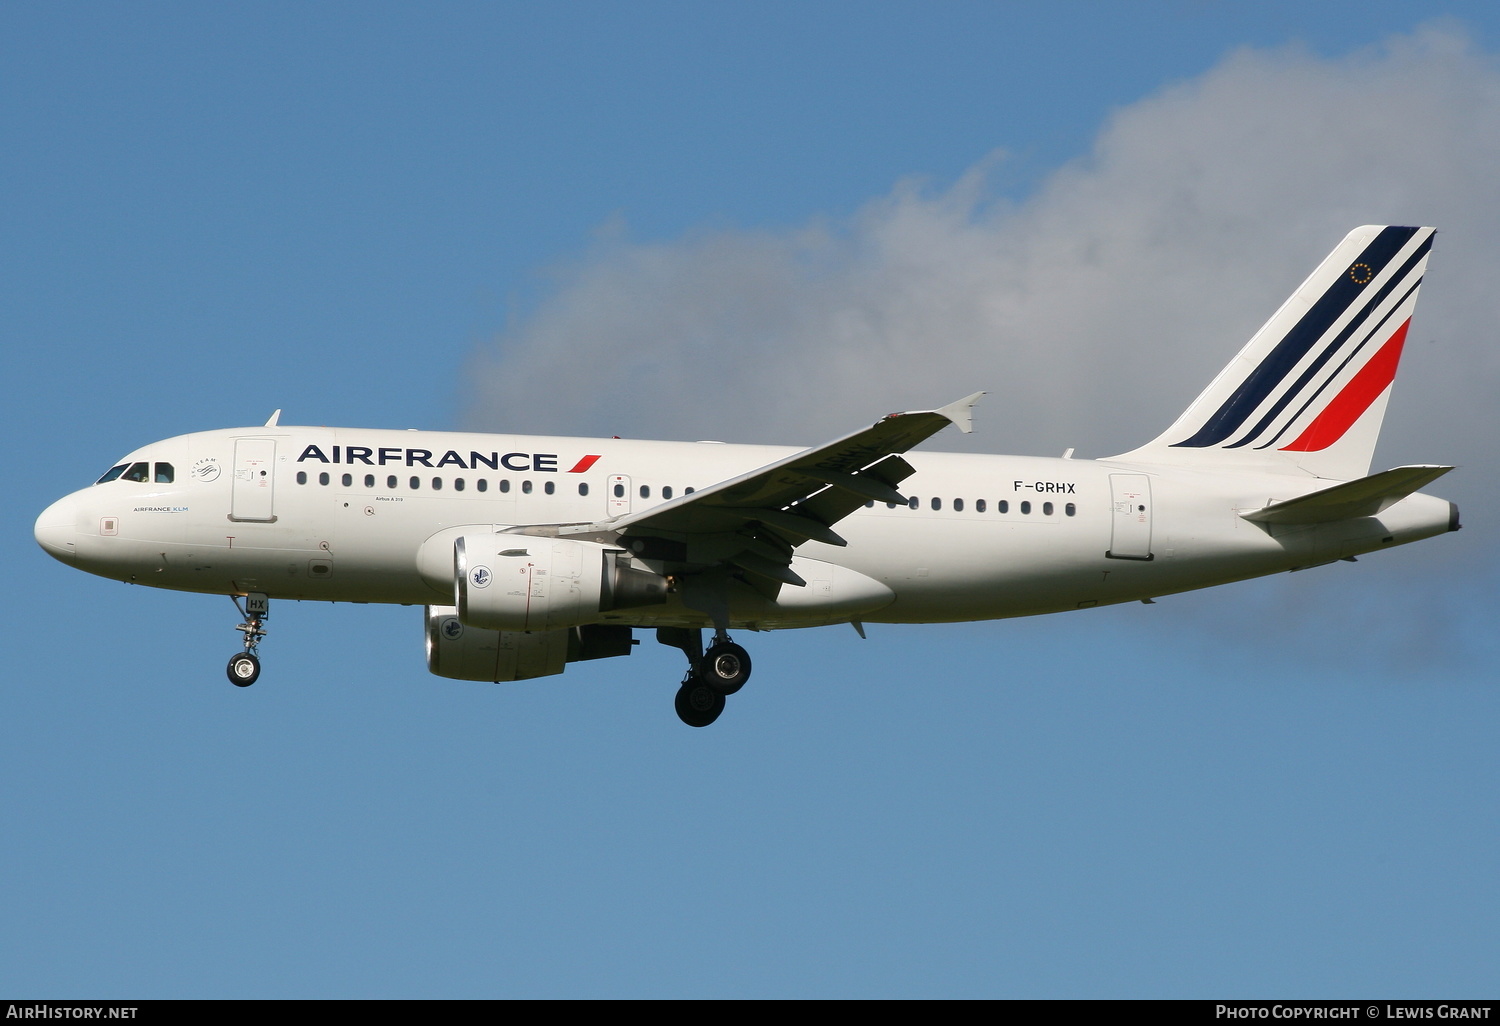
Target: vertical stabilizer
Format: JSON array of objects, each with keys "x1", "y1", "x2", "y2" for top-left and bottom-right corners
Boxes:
[{"x1": 1112, "y1": 226, "x2": 1434, "y2": 480}]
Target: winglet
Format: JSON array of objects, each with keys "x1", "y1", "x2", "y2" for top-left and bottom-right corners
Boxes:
[
  {"x1": 935, "y1": 392, "x2": 985, "y2": 434},
  {"x1": 264, "y1": 409, "x2": 282, "y2": 427}
]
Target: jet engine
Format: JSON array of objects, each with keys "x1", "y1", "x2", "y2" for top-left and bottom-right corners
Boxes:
[
  {"x1": 425, "y1": 605, "x2": 636, "y2": 682},
  {"x1": 454, "y1": 535, "x2": 668, "y2": 632}
]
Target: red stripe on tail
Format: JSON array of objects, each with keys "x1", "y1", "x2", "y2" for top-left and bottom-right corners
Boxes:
[{"x1": 1280, "y1": 319, "x2": 1410, "y2": 453}]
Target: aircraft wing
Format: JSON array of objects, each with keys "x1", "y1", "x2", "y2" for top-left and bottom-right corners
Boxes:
[{"x1": 557, "y1": 393, "x2": 983, "y2": 588}]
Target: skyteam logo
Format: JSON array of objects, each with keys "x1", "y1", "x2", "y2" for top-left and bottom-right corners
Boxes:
[
  {"x1": 441, "y1": 618, "x2": 463, "y2": 640},
  {"x1": 469, "y1": 565, "x2": 492, "y2": 589}
]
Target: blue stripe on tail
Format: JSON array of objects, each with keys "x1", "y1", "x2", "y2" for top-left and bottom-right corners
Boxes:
[{"x1": 1172, "y1": 226, "x2": 1420, "y2": 448}]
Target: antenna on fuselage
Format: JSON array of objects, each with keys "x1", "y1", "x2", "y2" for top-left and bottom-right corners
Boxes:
[{"x1": 264, "y1": 409, "x2": 282, "y2": 427}]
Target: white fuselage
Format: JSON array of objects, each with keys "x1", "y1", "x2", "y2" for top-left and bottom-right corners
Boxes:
[{"x1": 34, "y1": 425, "x2": 1457, "y2": 631}]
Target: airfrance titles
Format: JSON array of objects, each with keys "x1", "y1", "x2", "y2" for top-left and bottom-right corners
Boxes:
[{"x1": 296, "y1": 445, "x2": 600, "y2": 474}]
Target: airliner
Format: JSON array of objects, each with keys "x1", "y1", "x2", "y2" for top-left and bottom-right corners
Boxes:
[{"x1": 34, "y1": 226, "x2": 1459, "y2": 726}]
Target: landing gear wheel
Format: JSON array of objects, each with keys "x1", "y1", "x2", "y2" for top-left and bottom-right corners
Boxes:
[
  {"x1": 701, "y1": 641, "x2": 751, "y2": 695},
  {"x1": 227, "y1": 652, "x2": 260, "y2": 687},
  {"x1": 675, "y1": 679, "x2": 726, "y2": 727}
]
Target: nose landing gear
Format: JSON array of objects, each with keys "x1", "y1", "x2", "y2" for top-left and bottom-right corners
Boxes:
[
  {"x1": 226, "y1": 592, "x2": 268, "y2": 687},
  {"x1": 659, "y1": 627, "x2": 753, "y2": 727}
]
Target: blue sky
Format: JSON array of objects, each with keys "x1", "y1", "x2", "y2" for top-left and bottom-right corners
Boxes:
[{"x1": 5, "y1": 2, "x2": 1499, "y2": 998}]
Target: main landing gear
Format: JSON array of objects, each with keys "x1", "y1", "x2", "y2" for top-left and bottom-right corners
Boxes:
[
  {"x1": 226, "y1": 592, "x2": 269, "y2": 687},
  {"x1": 659, "y1": 628, "x2": 753, "y2": 727}
]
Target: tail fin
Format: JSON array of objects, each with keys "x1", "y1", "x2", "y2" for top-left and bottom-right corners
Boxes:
[{"x1": 1113, "y1": 225, "x2": 1435, "y2": 480}]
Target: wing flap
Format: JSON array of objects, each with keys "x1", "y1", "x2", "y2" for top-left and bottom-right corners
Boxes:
[
  {"x1": 729, "y1": 551, "x2": 808, "y2": 587},
  {"x1": 718, "y1": 506, "x2": 848, "y2": 547}
]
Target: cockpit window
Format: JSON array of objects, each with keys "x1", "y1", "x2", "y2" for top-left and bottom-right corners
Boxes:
[
  {"x1": 120, "y1": 462, "x2": 150, "y2": 483},
  {"x1": 155, "y1": 463, "x2": 174, "y2": 483},
  {"x1": 96, "y1": 464, "x2": 128, "y2": 484}
]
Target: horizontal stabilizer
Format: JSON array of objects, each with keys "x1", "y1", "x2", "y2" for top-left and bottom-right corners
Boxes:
[{"x1": 1241, "y1": 465, "x2": 1453, "y2": 525}]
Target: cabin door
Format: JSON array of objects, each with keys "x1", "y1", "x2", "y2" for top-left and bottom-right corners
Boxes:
[
  {"x1": 230, "y1": 438, "x2": 278, "y2": 523},
  {"x1": 1106, "y1": 474, "x2": 1152, "y2": 560}
]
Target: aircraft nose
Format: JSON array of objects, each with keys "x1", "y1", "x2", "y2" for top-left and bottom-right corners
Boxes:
[{"x1": 35, "y1": 495, "x2": 79, "y2": 562}]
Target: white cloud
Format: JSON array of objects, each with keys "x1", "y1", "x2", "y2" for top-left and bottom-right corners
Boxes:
[
  {"x1": 468, "y1": 23, "x2": 1497, "y2": 457},
  {"x1": 463, "y1": 23, "x2": 1500, "y2": 661}
]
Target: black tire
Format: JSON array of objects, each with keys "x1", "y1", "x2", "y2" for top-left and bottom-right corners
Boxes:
[
  {"x1": 700, "y1": 642, "x2": 751, "y2": 695},
  {"x1": 674, "y1": 679, "x2": 725, "y2": 727},
  {"x1": 227, "y1": 652, "x2": 260, "y2": 687}
]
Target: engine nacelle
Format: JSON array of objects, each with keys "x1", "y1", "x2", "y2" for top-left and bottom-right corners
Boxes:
[
  {"x1": 425, "y1": 605, "x2": 637, "y2": 682},
  {"x1": 454, "y1": 535, "x2": 668, "y2": 632}
]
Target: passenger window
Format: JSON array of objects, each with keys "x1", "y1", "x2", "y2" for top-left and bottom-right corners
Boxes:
[
  {"x1": 865, "y1": 500, "x2": 874, "y2": 508},
  {"x1": 931, "y1": 497, "x2": 942, "y2": 511},
  {"x1": 685, "y1": 487, "x2": 694, "y2": 494},
  {"x1": 908, "y1": 496, "x2": 919, "y2": 509},
  {"x1": 953, "y1": 498, "x2": 964, "y2": 512},
  {"x1": 409, "y1": 476, "x2": 420, "y2": 489},
  {"x1": 976, "y1": 499, "x2": 986, "y2": 513},
  {"x1": 342, "y1": 473, "x2": 353, "y2": 487},
  {"x1": 613, "y1": 483, "x2": 624, "y2": 498},
  {"x1": 578, "y1": 483, "x2": 588, "y2": 497},
  {"x1": 500, "y1": 479, "x2": 511, "y2": 493},
  {"x1": 521, "y1": 480, "x2": 532, "y2": 494},
  {"x1": 544, "y1": 481, "x2": 555, "y2": 495},
  {"x1": 154, "y1": 463, "x2": 174, "y2": 483},
  {"x1": 999, "y1": 500, "x2": 1010, "y2": 513},
  {"x1": 1065, "y1": 502, "x2": 1076, "y2": 517},
  {"x1": 640, "y1": 485, "x2": 650, "y2": 499},
  {"x1": 454, "y1": 478, "x2": 465, "y2": 492},
  {"x1": 477, "y1": 479, "x2": 488, "y2": 492},
  {"x1": 387, "y1": 475, "x2": 397, "y2": 489},
  {"x1": 431, "y1": 477, "x2": 442, "y2": 490},
  {"x1": 319, "y1": 472, "x2": 330, "y2": 486},
  {"x1": 364, "y1": 474, "x2": 375, "y2": 488},
  {"x1": 1021, "y1": 500, "x2": 1031, "y2": 514},
  {"x1": 1043, "y1": 501, "x2": 1054, "y2": 515},
  {"x1": 96, "y1": 464, "x2": 128, "y2": 484},
  {"x1": 122, "y1": 462, "x2": 149, "y2": 483},
  {"x1": 296, "y1": 471, "x2": 308, "y2": 485}
]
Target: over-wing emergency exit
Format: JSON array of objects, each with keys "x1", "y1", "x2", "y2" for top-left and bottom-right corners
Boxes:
[{"x1": 35, "y1": 226, "x2": 1459, "y2": 725}]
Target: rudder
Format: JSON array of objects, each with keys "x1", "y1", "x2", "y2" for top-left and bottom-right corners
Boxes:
[{"x1": 1113, "y1": 225, "x2": 1435, "y2": 480}]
